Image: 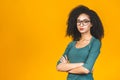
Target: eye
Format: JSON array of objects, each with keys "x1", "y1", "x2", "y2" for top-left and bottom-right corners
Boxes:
[{"x1": 83, "y1": 20, "x2": 90, "y2": 23}]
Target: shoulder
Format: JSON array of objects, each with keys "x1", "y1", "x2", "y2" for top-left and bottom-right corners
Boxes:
[
  {"x1": 67, "y1": 41, "x2": 75, "y2": 47},
  {"x1": 92, "y1": 37, "x2": 101, "y2": 47}
]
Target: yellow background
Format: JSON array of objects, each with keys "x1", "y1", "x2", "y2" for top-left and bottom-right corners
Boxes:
[{"x1": 0, "y1": 0, "x2": 120, "y2": 80}]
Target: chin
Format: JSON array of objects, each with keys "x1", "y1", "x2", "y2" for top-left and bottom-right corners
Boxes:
[
  {"x1": 79, "y1": 31, "x2": 86, "y2": 34},
  {"x1": 79, "y1": 29, "x2": 90, "y2": 34}
]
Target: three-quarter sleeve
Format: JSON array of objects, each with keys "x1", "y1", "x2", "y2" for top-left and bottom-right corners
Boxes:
[
  {"x1": 56, "y1": 41, "x2": 73, "y2": 66},
  {"x1": 82, "y1": 39, "x2": 101, "y2": 72}
]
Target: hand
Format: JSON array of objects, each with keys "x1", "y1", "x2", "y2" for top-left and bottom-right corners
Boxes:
[{"x1": 60, "y1": 55, "x2": 69, "y2": 64}]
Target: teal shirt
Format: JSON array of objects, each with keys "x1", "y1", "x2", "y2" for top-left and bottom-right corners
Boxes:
[{"x1": 57, "y1": 36, "x2": 101, "y2": 80}]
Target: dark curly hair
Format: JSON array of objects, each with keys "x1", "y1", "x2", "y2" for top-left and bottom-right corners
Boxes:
[{"x1": 65, "y1": 5, "x2": 104, "y2": 41}]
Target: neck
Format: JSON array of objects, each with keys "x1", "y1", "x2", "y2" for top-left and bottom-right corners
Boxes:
[{"x1": 80, "y1": 31, "x2": 92, "y2": 40}]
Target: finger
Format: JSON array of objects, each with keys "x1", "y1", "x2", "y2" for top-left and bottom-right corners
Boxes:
[
  {"x1": 63, "y1": 56, "x2": 65, "y2": 59},
  {"x1": 65, "y1": 55, "x2": 68, "y2": 60},
  {"x1": 60, "y1": 56, "x2": 64, "y2": 62},
  {"x1": 62, "y1": 56, "x2": 68, "y2": 63},
  {"x1": 62, "y1": 56, "x2": 66, "y2": 61},
  {"x1": 60, "y1": 58, "x2": 62, "y2": 62},
  {"x1": 60, "y1": 56, "x2": 65, "y2": 62}
]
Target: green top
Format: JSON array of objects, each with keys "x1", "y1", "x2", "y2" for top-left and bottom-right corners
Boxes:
[{"x1": 57, "y1": 36, "x2": 101, "y2": 80}]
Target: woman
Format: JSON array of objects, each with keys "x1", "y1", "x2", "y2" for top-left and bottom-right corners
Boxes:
[{"x1": 56, "y1": 5, "x2": 104, "y2": 80}]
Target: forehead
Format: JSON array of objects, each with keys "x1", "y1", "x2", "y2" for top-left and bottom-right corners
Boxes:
[{"x1": 77, "y1": 13, "x2": 90, "y2": 20}]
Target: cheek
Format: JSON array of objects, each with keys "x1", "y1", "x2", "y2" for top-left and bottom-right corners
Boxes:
[
  {"x1": 86, "y1": 24, "x2": 92, "y2": 29},
  {"x1": 84, "y1": 26, "x2": 90, "y2": 29}
]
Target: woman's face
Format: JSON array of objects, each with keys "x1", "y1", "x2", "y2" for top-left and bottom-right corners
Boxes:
[{"x1": 76, "y1": 13, "x2": 92, "y2": 34}]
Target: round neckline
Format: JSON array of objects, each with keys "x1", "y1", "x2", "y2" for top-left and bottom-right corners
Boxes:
[{"x1": 74, "y1": 36, "x2": 94, "y2": 49}]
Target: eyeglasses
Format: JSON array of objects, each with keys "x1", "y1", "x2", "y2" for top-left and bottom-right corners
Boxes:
[{"x1": 77, "y1": 19, "x2": 91, "y2": 26}]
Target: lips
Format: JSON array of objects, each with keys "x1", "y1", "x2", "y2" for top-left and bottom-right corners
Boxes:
[{"x1": 80, "y1": 28, "x2": 84, "y2": 30}]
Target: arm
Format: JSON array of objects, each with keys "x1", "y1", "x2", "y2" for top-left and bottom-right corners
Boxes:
[
  {"x1": 56, "y1": 62, "x2": 84, "y2": 72},
  {"x1": 68, "y1": 40, "x2": 101, "y2": 74},
  {"x1": 56, "y1": 55, "x2": 84, "y2": 72},
  {"x1": 68, "y1": 66, "x2": 94, "y2": 74},
  {"x1": 68, "y1": 66, "x2": 90, "y2": 74}
]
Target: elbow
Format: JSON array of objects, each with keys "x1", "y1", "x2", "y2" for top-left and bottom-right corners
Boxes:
[
  {"x1": 84, "y1": 70, "x2": 90, "y2": 74},
  {"x1": 56, "y1": 64, "x2": 63, "y2": 71},
  {"x1": 83, "y1": 68, "x2": 90, "y2": 74},
  {"x1": 56, "y1": 65, "x2": 60, "y2": 71},
  {"x1": 56, "y1": 63, "x2": 67, "y2": 72}
]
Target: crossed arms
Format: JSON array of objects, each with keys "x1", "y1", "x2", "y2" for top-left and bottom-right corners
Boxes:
[
  {"x1": 56, "y1": 40, "x2": 100, "y2": 74},
  {"x1": 56, "y1": 55, "x2": 91, "y2": 74}
]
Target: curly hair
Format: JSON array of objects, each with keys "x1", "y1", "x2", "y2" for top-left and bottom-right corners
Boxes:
[{"x1": 65, "y1": 5, "x2": 104, "y2": 41}]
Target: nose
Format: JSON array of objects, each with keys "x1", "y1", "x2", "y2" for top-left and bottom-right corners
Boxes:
[{"x1": 80, "y1": 22, "x2": 84, "y2": 27}]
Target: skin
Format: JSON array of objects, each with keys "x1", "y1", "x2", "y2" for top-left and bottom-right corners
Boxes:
[{"x1": 56, "y1": 13, "x2": 94, "y2": 74}]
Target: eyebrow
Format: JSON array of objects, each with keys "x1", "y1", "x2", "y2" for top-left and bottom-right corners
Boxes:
[{"x1": 77, "y1": 19, "x2": 90, "y2": 21}]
